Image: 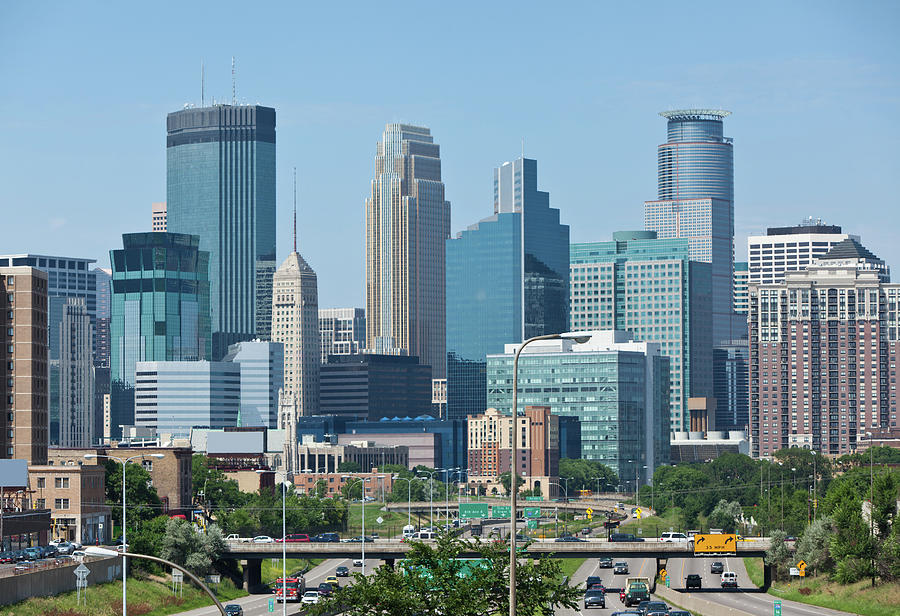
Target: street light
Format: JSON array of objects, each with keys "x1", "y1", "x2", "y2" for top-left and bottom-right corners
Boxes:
[
  {"x1": 509, "y1": 331, "x2": 593, "y2": 616},
  {"x1": 393, "y1": 477, "x2": 414, "y2": 531},
  {"x1": 416, "y1": 469, "x2": 441, "y2": 530},
  {"x1": 548, "y1": 481, "x2": 569, "y2": 536},
  {"x1": 85, "y1": 546, "x2": 226, "y2": 615},
  {"x1": 256, "y1": 470, "x2": 286, "y2": 616},
  {"x1": 85, "y1": 452, "x2": 164, "y2": 616},
  {"x1": 342, "y1": 476, "x2": 371, "y2": 574},
  {"x1": 441, "y1": 467, "x2": 459, "y2": 529}
]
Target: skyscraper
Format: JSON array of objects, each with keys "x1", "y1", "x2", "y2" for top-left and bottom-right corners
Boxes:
[
  {"x1": 319, "y1": 308, "x2": 366, "y2": 363},
  {"x1": 109, "y1": 232, "x2": 210, "y2": 437},
  {"x1": 570, "y1": 231, "x2": 712, "y2": 431},
  {"x1": 747, "y1": 219, "x2": 855, "y2": 285},
  {"x1": 151, "y1": 202, "x2": 167, "y2": 232},
  {"x1": 733, "y1": 261, "x2": 749, "y2": 315},
  {"x1": 59, "y1": 298, "x2": 93, "y2": 447},
  {"x1": 446, "y1": 156, "x2": 569, "y2": 421},
  {"x1": 223, "y1": 340, "x2": 283, "y2": 428},
  {"x1": 644, "y1": 109, "x2": 735, "y2": 344},
  {"x1": 366, "y1": 124, "x2": 450, "y2": 380},
  {"x1": 166, "y1": 104, "x2": 276, "y2": 357}
]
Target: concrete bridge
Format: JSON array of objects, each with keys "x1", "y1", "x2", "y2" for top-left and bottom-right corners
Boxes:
[{"x1": 383, "y1": 497, "x2": 626, "y2": 516}]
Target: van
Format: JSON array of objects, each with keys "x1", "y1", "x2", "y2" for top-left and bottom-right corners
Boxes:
[
  {"x1": 720, "y1": 571, "x2": 738, "y2": 588},
  {"x1": 402, "y1": 525, "x2": 416, "y2": 539},
  {"x1": 414, "y1": 531, "x2": 437, "y2": 540}
]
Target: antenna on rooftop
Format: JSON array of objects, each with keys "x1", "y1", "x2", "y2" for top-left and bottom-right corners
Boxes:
[
  {"x1": 231, "y1": 56, "x2": 236, "y2": 105},
  {"x1": 521, "y1": 137, "x2": 525, "y2": 159},
  {"x1": 201, "y1": 60, "x2": 205, "y2": 107},
  {"x1": 293, "y1": 167, "x2": 298, "y2": 252}
]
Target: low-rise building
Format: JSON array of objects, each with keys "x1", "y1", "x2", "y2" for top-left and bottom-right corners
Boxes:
[
  {"x1": 27, "y1": 461, "x2": 109, "y2": 544},
  {"x1": 297, "y1": 441, "x2": 408, "y2": 474},
  {"x1": 292, "y1": 470, "x2": 394, "y2": 499}
]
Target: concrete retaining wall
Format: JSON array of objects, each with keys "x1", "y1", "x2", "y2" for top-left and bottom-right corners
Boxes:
[
  {"x1": 0, "y1": 556, "x2": 121, "y2": 606},
  {"x1": 656, "y1": 586, "x2": 756, "y2": 616}
]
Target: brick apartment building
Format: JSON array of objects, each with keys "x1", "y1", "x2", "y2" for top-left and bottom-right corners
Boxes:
[{"x1": 27, "y1": 461, "x2": 109, "y2": 544}]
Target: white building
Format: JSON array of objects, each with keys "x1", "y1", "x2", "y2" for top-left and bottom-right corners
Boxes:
[
  {"x1": 319, "y1": 308, "x2": 366, "y2": 363},
  {"x1": 747, "y1": 219, "x2": 856, "y2": 285},
  {"x1": 223, "y1": 340, "x2": 284, "y2": 428}
]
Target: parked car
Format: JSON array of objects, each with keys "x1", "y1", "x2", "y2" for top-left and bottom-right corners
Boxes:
[
  {"x1": 301, "y1": 590, "x2": 320, "y2": 604},
  {"x1": 252, "y1": 536, "x2": 275, "y2": 543},
  {"x1": 614, "y1": 561, "x2": 629, "y2": 574},
  {"x1": 224, "y1": 605, "x2": 244, "y2": 616},
  {"x1": 721, "y1": 571, "x2": 738, "y2": 588},
  {"x1": 277, "y1": 533, "x2": 310, "y2": 543},
  {"x1": 335, "y1": 565, "x2": 349, "y2": 577},
  {"x1": 584, "y1": 588, "x2": 606, "y2": 609},
  {"x1": 598, "y1": 557, "x2": 614, "y2": 568},
  {"x1": 56, "y1": 542, "x2": 75, "y2": 555},
  {"x1": 685, "y1": 573, "x2": 702, "y2": 589},
  {"x1": 710, "y1": 561, "x2": 724, "y2": 574}
]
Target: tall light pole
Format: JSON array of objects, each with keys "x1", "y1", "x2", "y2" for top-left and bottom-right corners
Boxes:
[
  {"x1": 441, "y1": 467, "x2": 459, "y2": 529},
  {"x1": 549, "y1": 481, "x2": 569, "y2": 535},
  {"x1": 85, "y1": 452, "x2": 164, "y2": 616},
  {"x1": 867, "y1": 432, "x2": 875, "y2": 588},
  {"x1": 343, "y1": 476, "x2": 371, "y2": 574},
  {"x1": 417, "y1": 469, "x2": 440, "y2": 530},
  {"x1": 257, "y1": 470, "x2": 287, "y2": 616},
  {"x1": 394, "y1": 477, "x2": 414, "y2": 530},
  {"x1": 509, "y1": 331, "x2": 592, "y2": 616}
]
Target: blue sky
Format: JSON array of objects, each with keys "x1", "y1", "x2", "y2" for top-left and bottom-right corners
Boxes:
[{"x1": 1, "y1": 1, "x2": 898, "y2": 308}]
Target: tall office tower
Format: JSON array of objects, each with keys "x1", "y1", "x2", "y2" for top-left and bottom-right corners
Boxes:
[
  {"x1": 255, "y1": 261, "x2": 275, "y2": 340},
  {"x1": 320, "y1": 354, "x2": 431, "y2": 420},
  {"x1": 748, "y1": 219, "x2": 855, "y2": 285},
  {"x1": 487, "y1": 331, "x2": 670, "y2": 487},
  {"x1": 59, "y1": 298, "x2": 93, "y2": 447},
  {"x1": 733, "y1": 262, "x2": 749, "y2": 315},
  {"x1": 167, "y1": 104, "x2": 276, "y2": 358},
  {"x1": 1, "y1": 267, "x2": 49, "y2": 464},
  {"x1": 223, "y1": 340, "x2": 284, "y2": 428},
  {"x1": 93, "y1": 267, "x2": 111, "y2": 368},
  {"x1": 271, "y1": 252, "x2": 320, "y2": 418},
  {"x1": 713, "y1": 340, "x2": 750, "y2": 431},
  {"x1": 570, "y1": 231, "x2": 711, "y2": 431},
  {"x1": 0, "y1": 254, "x2": 97, "y2": 444},
  {"x1": 749, "y1": 239, "x2": 897, "y2": 458},
  {"x1": 644, "y1": 109, "x2": 735, "y2": 344},
  {"x1": 151, "y1": 202, "x2": 167, "y2": 232},
  {"x1": 446, "y1": 157, "x2": 569, "y2": 421},
  {"x1": 319, "y1": 308, "x2": 366, "y2": 363},
  {"x1": 109, "y1": 232, "x2": 210, "y2": 438},
  {"x1": 366, "y1": 124, "x2": 450, "y2": 381}
]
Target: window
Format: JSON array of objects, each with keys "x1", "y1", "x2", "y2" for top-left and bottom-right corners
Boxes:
[
  {"x1": 35, "y1": 498, "x2": 46, "y2": 509},
  {"x1": 36, "y1": 477, "x2": 45, "y2": 489},
  {"x1": 54, "y1": 477, "x2": 70, "y2": 489},
  {"x1": 142, "y1": 460, "x2": 154, "y2": 472},
  {"x1": 54, "y1": 498, "x2": 70, "y2": 510}
]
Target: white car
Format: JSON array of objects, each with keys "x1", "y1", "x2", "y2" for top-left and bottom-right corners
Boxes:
[
  {"x1": 660, "y1": 532, "x2": 689, "y2": 543},
  {"x1": 352, "y1": 558, "x2": 363, "y2": 567},
  {"x1": 301, "y1": 590, "x2": 320, "y2": 604},
  {"x1": 252, "y1": 535, "x2": 274, "y2": 543}
]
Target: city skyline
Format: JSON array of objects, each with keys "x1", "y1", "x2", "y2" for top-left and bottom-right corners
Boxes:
[{"x1": 2, "y1": 3, "x2": 898, "y2": 310}]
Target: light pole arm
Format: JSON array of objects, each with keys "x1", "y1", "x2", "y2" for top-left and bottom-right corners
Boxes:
[{"x1": 120, "y1": 551, "x2": 226, "y2": 615}]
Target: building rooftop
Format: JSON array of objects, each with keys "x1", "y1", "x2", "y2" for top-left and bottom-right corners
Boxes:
[
  {"x1": 659, "y1": 109, "x2": 731, "y2": 121},
  {"x1": 819, "y1": 238, "x2": 881, "y2": 262}
]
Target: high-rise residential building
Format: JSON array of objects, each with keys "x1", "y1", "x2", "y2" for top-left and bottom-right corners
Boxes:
[
  {"x1": 151, "y1": 202, "x2": 167, "y2": 232},
  {"x1": 734, "y1": 261, "x2": 749, "y2": 315},
  {"x1": 366, "y1": 124, "x2": 450, "y2": 381},
  {"x1": 59, "y1": 298, "x2": 93, "y2": 447},
  {"x1": 749, "y1": 239, "x2": 897, "y2": 458},
  {"x1": 167, "y1": 105, "x2": 276, "y2": 358},
  {"x1": 109, "y1": 232, "x2": 210, "y2": 438},
  {"x1": 446, "y1": 157, "x2": 569, "y2": 422},
  {"x1": 1, "y1": 266, "x2": 49, "y2": 464},
  {"x1": 92, "y1": 267, "x2": 111, "y2": 368},
  {"x1": 570, "y1": 231, "x2": 711, "y2": 431},
  {"x1": 320, "y1": 354, "x2": 431, "y2": 420},
  {"x1": 319, "y1": 308, "x2": 366, "y2": 363},
  {"x1": 713, "y1": 340, "x2": 750, "y2": 431},
  {"x1": 486, "y1": 331, "x2": 670, "y2": 487},
  {"x1": 644, "y1": 109, "x2": 735, "y2": 344},
  {"x1": 223, "y1": 340, "x2": 283, "y2": 429},
  {"x1": 134, "y1": 361, "x2": 240, "y2": 437},
  {"x1": 747, "y1": 219, "x2": 856, "y2": 285}
]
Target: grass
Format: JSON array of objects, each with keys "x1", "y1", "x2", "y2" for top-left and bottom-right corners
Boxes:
[
  {"x1": 556, "y1": 557, "x2": 587, "y2": 581},
  {"x1": 347, "y1": 502, "x2": 423, "y2": 537},
  {"x1": 743, "y1": 557, "x2": 764, "y2": 587},
  {"x1": 768, "y1": 576, "x2": 900, "y2": 616},
  {"x1": 618, "y1": 506, "x2": 682, "y2": 538},
  {"x1": 260, "y1": 558, "x2": 323, "y2": 583},
  {"x1": 0, "y1": 575, "x2": 246, "y2": 616}
]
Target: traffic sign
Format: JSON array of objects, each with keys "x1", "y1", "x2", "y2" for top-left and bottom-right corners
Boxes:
[
  {"x1": 524, "y1": 507, "x2": 541, "y2": 518},
  {"x1": 525, "y1": 496, "x2": 543, "y2": 501},
  {"x1": 74, "y1": 563, "x2": 90, "y2": 580},
  {"x1": 268, "y1": 597, "x2": 275, "y2": 612},
  {"x1": 460, "y1": 503, "x2": 490, "y2": 520},
  {"x1": 659, "y1": 569, "x2": 667, "y2": 581},
  {"x1": 774, "y1": 599, "x2": 782, "y2": 616},
  {"x1": 491, "y1": 505, "x2": 511, "y2": 518},
  {"x1": 665, "y1": 576, "x2": 670, "y2": 588},
  {"x1": 585, "y1": 507, "x2": 593, "y2": 520},
  {"x1": 790, "y1": 567, "x2": 800, "y2": 577},
  {"x1": 797, "y1": 560, "x2": 807, "y2": 570},
  {"x1": 527, "y1": 519, "x2": 537, "y2": 529},
  {"x1": 693, "y1": 533, "x2": 737, "y2": 554},
  {"x1": 376, "y1": 516, "x2": 384, "y2": 524}
]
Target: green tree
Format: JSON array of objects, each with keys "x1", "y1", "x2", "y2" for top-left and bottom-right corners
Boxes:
[
  {"x1": 499, "y1": 472, "x2": 525, "y2": 496},
  {"x1": 338, "y1": 461, "x2": 362, "y2": 473},
  {"x1": 765, "y1": 530, "x2": 793, "y2": 580},
  {"x1": 104, "y1": 459, "x2": 162, "y2": 531},
  {"x1": 161, "y1": 518, "x2": 226, "y2": 576},
  {"x1": 306, "y1": 534, "x2": 581, "y2": 616},
  {"x1": 829, "y1": 481, "x2": 875, "y2": 583},
  {"x1": 558, "y1": 458, "x2": 618, "y2": 493},
  {"x1": 378, "y1": 463, "x2": 412, "y2": 477},
  {"x1": 192, "y1": 454, "x2": 248, "y2": 512},
  {"x1": 796, "y1": 516, "x2": 833, "y2": 577},
  {"x1": 708, "y1": 499, "x2": 744, "y2": 534}
]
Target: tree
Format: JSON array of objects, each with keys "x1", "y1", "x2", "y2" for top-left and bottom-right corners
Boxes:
[
  {"x1": 558, "y1": 458, "x2": 618, "y2": 492},
  {"x1": 796, "y1": 516, "x2": 833, "y2": 577},
  {"x1": 338, "y1": 461, "x2": 362, "y2": 473},
  {"x1": 104, "y1": 459, "x2": 162, "y2": 530},
  {"x1": 708, "y1": 500, "x2": 744, "y2": 534},
  {"x1": 828, "y1": 481, "x2": 875, "y2": 583},
  {"x1": 378, "y1": 463, "x2": 412, "y2": 478},
  {"x1": 161, "y1": 518, "x2": 225, "y2": 576},
  {"x1": 499, "y1": 472, "x2": 525, "y2": 496},
  {"x1": 306, "y1": 534, "x2": 582, "y2": 616},
  {"x1": 192, "y1": 454, "x2": 248, "y2": 511},
  {"x1": 765, "y1": 530, "x2": 793, "y2": 580}
]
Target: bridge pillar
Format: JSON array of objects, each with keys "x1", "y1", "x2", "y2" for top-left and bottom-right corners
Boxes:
[
  {"x1": 242, "y1": 558, "x2": 262, "y2": 592},
  {"x1": 385, "y1": 558, "x2": 395, "y2": 569},
  {"x1": 651, "y1": 557, "x2": 666, "y2": 593},
  {"x1": 762, "y1": 561, "x2": 772, "y2": 592}
]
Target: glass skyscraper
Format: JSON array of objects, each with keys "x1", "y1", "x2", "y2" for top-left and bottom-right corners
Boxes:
[
  {"x1": 644, "y1": 109, "x2": 735, "y2": 345},
  {"x1": 366, "y1": 124, "x2": 450, "y2": 380},
  {"x1": 109, "y1": 232, "x2": 210, "y2": 437},
  {"x1": 570, "y1": 231, "x2": 712, "y2": 431},
  {"x1": 223, "y1": 340, "x2": 283, "y2": 429},
  {"x1": 446, "y1": 157, "x2": 569, "y2": 421},
  {"x1": 166, "y1": 104, "x2": 276, "y2": 358}
]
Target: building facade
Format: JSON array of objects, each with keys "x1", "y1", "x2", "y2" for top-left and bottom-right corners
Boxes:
[
  {"x1": 570, "y1": 231, "x2": 712, "y2": 431},
  {"x1": 748, "y1": 220, "x2": 855, "y2": 285},
  {"x1": 134, "y1": 361, "x2": 240, "y2": 437},
  {"x1": 320, "y1": 354, "x2": 431, "y2": 420},
  {"x1": 644, "y1": 109, "x2": 735, "y2": 345},
  {"x1": 343, "y1": 416, "x2": 466, "y2": 471},
  {"x1": 59, "y1": 299, "x2": 93, "y2": 447},
  {"x1": 152, "y1": 202, "x2": 167, "y2": 232},
  {"x1": 365, "y1": 124, "x2": 450, "y2": 380},
  {"x1": 28, "y1": 462, "x2": 109, "y2": 544},
  {"x1": 297, "y1": 441, "x2": 408, "y2": 474},
  {"x1": 223, "y1": 340, "x2": 283, "y2": 428},
  {"x1": 446, "y1": 156, "x2": 569, "y2": 422},
  {"x1": 167, "y1": 105, "x2": 276, "y2": 357},
  {"x1": 749, "y1": 239, "x2": 898, "y2": 458},
  {"x1": 486, "y1": 331, "x2": 670, "y2": 487},
  {"x1": 734, "y1": 261, "x2": 749, "y2": 315},
  {"x1": 713, "y1": 339, "x2": 750, "y2": 431},
  {"x1": 1, "y1": 267, "x2": 49, "y2": 464},
  {"x1": 93, "y1": 267, "x2": 111, "y2": 369},
  {"x1": 318, "y1": 308, "x2": 366, "y2": 363}
]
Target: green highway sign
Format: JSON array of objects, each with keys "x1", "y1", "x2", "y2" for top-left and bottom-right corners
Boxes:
[
  {"x1": 527, "y1": 519, "x2": 538, "y2": 529},
  {"x1": 491, "y1": 505, "x2": 511, "y2": 518},
  {"x1": 774, "y1": 600, "x2": 781, "y2": 616},
  {"x1": 525, "y1": 496, "x2": 542, "y2": 501},
  {"x1": 524, "y1": 507, "x2": 541, "y2": 518},
  {"x1": 459, "y1": 503, "x2": 489, "y2": 520}
]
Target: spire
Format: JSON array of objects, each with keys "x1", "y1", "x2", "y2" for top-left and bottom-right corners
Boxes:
[{"x1": 292, "y1": 167, "x2": 297, "y2": 253}]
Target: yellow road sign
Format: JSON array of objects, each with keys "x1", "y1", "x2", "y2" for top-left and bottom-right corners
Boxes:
[
  {"x1": 693, "y1": 533, "x2": 737, "y2": 554},
  {"x1": 797, "y1": 560, "x2": 807, "y2": 570},
  {"x1": 799, "y1": 569, "x2": 806, "y2": 577},
  {"x1": 585, "y1": 508, "x2": 593, "y2": 515},
  {"x1": 660, "y1": 569, "x2": 668, "y2": 581}
]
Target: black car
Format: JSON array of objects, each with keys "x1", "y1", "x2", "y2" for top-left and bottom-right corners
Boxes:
[
  {"x1": 710, "y1": 561, "x2": 724, "y2": 574},
  {"x1": 641, "y1": 601, "x2": 670, "y2": 614},
  {"x1": 585, "y1": 576, "x2": 604, "y2": 590},
  {"x1": 584, "y1": 589, "x2": 606, "y2": 609},
  {"x1": 335, "y1": 565, "x2": 349, "y2": 577},
  {"x1": 555, "y1": 535, "x2": 586, "y2": 542},
  {"x1": 609, "y1": 533, "x2": 637, "y2": 542},
  {"x1": 598, "y1": 557, "x2": 614, "y2": 568},
  {"x1": 685, "y1": 574, "x2": 702, "y2": 589},
  {"x1": 224, "y1": 605, "x2": 244, "y2": 616},
  {"x1": 614, "y1": 562, "x2": 629, "y2": 574},
  {"x1": 317, "y1": 582, "x2": 334, "y2": 597}
]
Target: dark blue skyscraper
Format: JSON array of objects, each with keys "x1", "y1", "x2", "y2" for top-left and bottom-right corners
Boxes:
[
  {"x1": 167, "y1": 104, "x2": 276, "y2": 358},
  {"x1": 446, "y1": 157, "x2": 569, "y2": 421}
]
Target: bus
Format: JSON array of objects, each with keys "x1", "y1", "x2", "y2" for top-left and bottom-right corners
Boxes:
[{"x1": 274, "y1": 577, "x2": 305, "y2": 602}]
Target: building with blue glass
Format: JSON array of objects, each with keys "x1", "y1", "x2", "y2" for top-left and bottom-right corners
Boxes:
[
  {"x1": 223, "y1": 340, "x2": 283, "y2": 429},
  {"x1": 570, "y1": 231, "x2": 712, "y2": 431},
  {"x1": 486, "y1": 331, "x2": 670, "y2": 488},
  {"x1": 167, "y1": 105, "x2": 276, "y2": 358},
  {"x1": 446, "y1": 157, "x2": 569, "y2": 421},
  {"x1": 109, "y1": 232, "x2": 210, "y2": 437},
  {"x1": 644, "y1": 109, "x2": 735, "y2": 345}
]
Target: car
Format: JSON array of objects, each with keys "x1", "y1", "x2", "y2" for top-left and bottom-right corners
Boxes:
[
  {"x1": 710, "y1": 560, "x2": 724, "y2": 574},
  {"x1": 335, "y1": 565, "x2": 349, "y2": 577},
  {"x1": 660, "y1": 532, "x2": 689, "y2": 543},
  {"x1": 585, "y1": 575, "x2": 604, "y2": 590},
  {"x1": 56, "y1": 542, "x2": 75, "y2": 555},
  {"x1": 72, "y1": 550, "x2": 86, "y2": 561},
  {"x1": 721, "y1": 571, "x2": 738, "y2": 588},
  {"x1": 613, "y1": 561, "x2": 629, "y2": 574},
  {"x1": 277, "y1": 533, "x2": 310, "y2": 543},
  {"x1": 642, "y1": 601, "x2": 670, "y2": 614},
  {"x1": 317, "y1": 582, "x2": 334, "y2": 597},
  {"x1": 611, "y1": 613, "x2": 643, "y2": 616},
  {"x1": 555, "y1": 535, "x2": 586, "y2": 542},
  {"x1": 584, "y1": 588, "x2": 606, "y2": 609},
  {"x1": 301, "y1": 590, "x2": 320, "y2": 604},
  {"x1": 223, "y1": 605, "x2": 244, "y2": 616},
  {"x1": 581, "y1": 527, "x2": 592, "y2": 536},
  {"x1": 252, "y1": 535, "x2": 274, "y2": 543},
  {"x1": 609, "y1": 533, "x2": 638, "y2": 542},
  {"x1": 669, "y1": 611, "x2": 691, "y2": 616},
  {"x1": 353, "y1": 558, "x2": 363, "y2": 567},
  {"x1": 599, "y1": 557, "x2": 614, "y2": 568},
  {"x1": 685, "y1": 573, "x2": 702, "y2": 589},
  {"x1": 313, "y1": 532, "x2": 340, "y2": 543},
  {"x1": 345, "y1": 535, "x2": 375, "y2": 543},
  {"x1": 324, "y1": 575, "x2": 339, "y2": 586}
]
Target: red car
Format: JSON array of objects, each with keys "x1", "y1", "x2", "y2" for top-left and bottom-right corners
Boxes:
[{"x1": 276, "y1": 533, "x2": 310, "y2": 543}]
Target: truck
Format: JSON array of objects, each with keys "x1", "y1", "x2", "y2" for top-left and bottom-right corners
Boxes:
[
  {"x1": 224, "y1": 534, "x2": 251, "y2": 542},
  {"x1": 274, "y1": 576, "x2": 305, "y2": 602},
  {"x1": 623, "y1": 576, "x2": 651, "y2": 607}
]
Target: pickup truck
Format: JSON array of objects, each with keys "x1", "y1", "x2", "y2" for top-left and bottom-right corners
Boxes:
[
  {"x1": 624, "y1": 581, "x2": 650, "y2": 607},
  {"x1": 224, "y1": 534, "x2": 251, "y2": 543}
]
